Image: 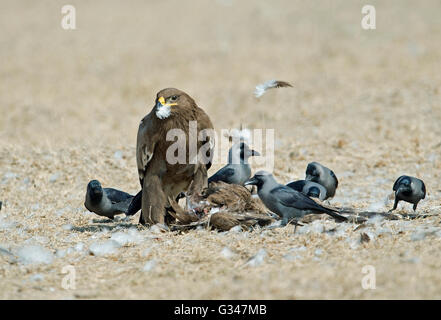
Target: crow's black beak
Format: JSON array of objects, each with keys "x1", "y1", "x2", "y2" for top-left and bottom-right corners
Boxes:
[{"x1": 244, "y1": 177, "x2": 258, "y2": 186}]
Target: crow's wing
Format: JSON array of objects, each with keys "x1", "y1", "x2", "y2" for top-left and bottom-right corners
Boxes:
[
  {"x1": 330, "y1": 170, "x2": 338, "y2": 188},
  {"x1": 421, "y1": 180, "x2": 426, "y2": 199},
  {"x1": 104, "y1": 188, "x2": 133, "y2": 204},
  {"x1": 270, "y1": 186, "x2": 346, "y2": 221},
  {"x1": 271, "y1": 186, "x2": 331, "y2": 212},
  {"x1": 286, "y1": 180, "x2": 306, "y2": 192},
  {"x1": 111, "y1": 198, "x2": 133, "y2": 214},
  {"x1": 208, "y1": 166, "x2": 236, "y2": 184}
]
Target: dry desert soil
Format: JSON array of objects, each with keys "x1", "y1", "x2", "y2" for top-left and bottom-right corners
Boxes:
[{"x1": 1, "y1": 0, "x2": 441, "y2": 299}]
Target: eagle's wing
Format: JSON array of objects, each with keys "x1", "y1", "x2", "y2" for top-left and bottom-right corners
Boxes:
[
  {"x1": 136, "y1": 115, "x2": 158, "y2": 185},
  {"x1": 196, "y1": 109, "x2": 215, "y2": 170},
  {"x1": 132, "y1": 115, "x2": 159, "y2": 216}
]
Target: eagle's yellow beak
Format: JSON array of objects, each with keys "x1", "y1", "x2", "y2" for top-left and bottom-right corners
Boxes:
[
  {"x1": 157, "y1": 96, "x2": 178, "y2": 107},
  {"x1": 158, "y1": 96, "x2": 166, "y2": 105}
]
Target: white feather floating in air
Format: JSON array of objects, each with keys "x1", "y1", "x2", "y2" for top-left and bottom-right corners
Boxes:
[
  {"x1": 223, "y1": 127, "x2": 252, "y2": 143},
  {"x1": 254, "y1": 80, "x2": 293, "y2": 98}
]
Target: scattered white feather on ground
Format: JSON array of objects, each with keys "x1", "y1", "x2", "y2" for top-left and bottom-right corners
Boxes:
[
  {"x1": 366, "y1": 215, "x2": 385, "y2": 226},
  {"x1": 347, "y1": 236, "x2": 361, "y2": 249},
  {"x1": 228, "y1": 225, "x2": 243, "y2": 233},
  {"x1": 0, "y1": 218, "x2": 17, "y2": 230},
  {"x1": 244, "y1": 248, "x2": 267, "y2": 267},
  {"x1": 62, "y1": 224, "x2": 73, "y2": 230},
  {"x1": 89, "y1": 240, "x2": 121, "y2": 256},
  {"x1": 149, "y1": 224, "x2": 168, "y2": 234},
  {"x1": 142, "y1": 260, "x2": 157, "y2": 272},
  {"x1": 266, "y1": 220, "x2": 282, "y2": 229},
  {"x1": 1, "y1": 172, "x2": 18, "y2": 184},
  {"x1": 30, "y1": 274, "x2": 45, "y2": 282},
  {"x1": 297, "y1": 220, "x2": 325, "y2": 235},
  {"x1": 283, "y1": 253, "x2": 302, "y2": 261},
  {"x1": 410, "y1": 226, "x2": 441, "y2": 241},
  {"x1": 16, "y1": 245, "x2": 54, "y2": 265},
  {"x1": 113, "y1": 150, "x2": 123, "y2": 160},
  {"x1": 290, "y1": 246, "x2": 307, "y2": 253},
  {"x1": 220, "y1": 246, "x2": 236, "y2": 259},
  {"x1": 74, "y1": 242, "x2": 85, "y2": 252},
  {"x1": 110, "y1": 228, "x2": 143, "y2": 245},
  {"x1": 55, "y1": 247, "x2": 75, "y2": 258}
]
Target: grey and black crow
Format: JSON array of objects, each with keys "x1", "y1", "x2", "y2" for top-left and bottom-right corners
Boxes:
[
  {"x1": 208, "y1": 142, "x2": 260, "y2": 186},
  {"x1": 305, "y1": 162, "x2": 338, "y2": 199},
  {"x1": 84, "y1": 180, "x2": 134, "y2": 219},
  {"x1": 389, "y1": 175, "x2": 426, "y2": 212},
  {"x1": 245, "y1": 171, "x2": 347, "y2": 227}
]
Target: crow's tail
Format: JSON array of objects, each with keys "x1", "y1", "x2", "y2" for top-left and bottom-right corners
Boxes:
[
  {"x1": 324, "y1": 207, "x2": 347, "y2": 222},
  {"x1": 126, "y1": 190, "x2": 142, "y2": 215}
]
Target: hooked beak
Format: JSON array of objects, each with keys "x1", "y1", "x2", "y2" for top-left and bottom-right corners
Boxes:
[
  {"x1": 156, "y1": 96, "x2": 178, "y2": 108},
  {"x1": 156, "y1": 96, "x2": 165, "y2": 108},
  {"x1": 244, "y1": 177, "x2": 258, "y2": 186}
]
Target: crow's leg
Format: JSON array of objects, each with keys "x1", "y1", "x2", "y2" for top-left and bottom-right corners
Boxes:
[
  {"x1": 413, "y1": 201, "x2": 419, "y2": 212},
  {"x1": 388, "y1": 197, "x2": 399, "y2": 213}
]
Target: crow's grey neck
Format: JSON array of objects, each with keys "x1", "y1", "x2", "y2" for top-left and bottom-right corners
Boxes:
[
  {"x1": 259, "y1": 177, "x2": 280, "y2": 194},
  {"x1": 228, "y1": 152, "x2": 247, "y2": 164}
]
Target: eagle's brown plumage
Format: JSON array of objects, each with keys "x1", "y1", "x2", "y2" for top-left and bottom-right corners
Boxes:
[{"x1": 136, "y1": 88, "x2": 215, "y2": 225}]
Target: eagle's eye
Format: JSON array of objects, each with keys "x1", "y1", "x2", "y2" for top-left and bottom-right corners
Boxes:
[{"x1": 170, "y1": 95, "x2": 178, "y2": 102}]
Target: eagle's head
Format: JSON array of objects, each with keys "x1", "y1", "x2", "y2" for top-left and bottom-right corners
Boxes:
[{"x1": 154, "y1": 88, "x2": 197, "y2": 119}]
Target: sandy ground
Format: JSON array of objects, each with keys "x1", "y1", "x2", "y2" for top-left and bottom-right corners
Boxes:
[{"x1": 1, "y1": 0, "x2": 441, "y2": 299}]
